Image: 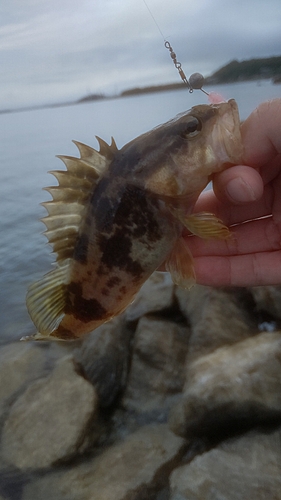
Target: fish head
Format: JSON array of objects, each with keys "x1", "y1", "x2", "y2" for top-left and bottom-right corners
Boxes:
[{"x1": 143, "y1": 99, "x2": 242, "y2": 201}]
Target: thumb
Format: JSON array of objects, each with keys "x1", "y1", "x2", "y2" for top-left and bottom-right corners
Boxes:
[{"x1": 213, "y1": 165, "x2": 264, "y2": 204}]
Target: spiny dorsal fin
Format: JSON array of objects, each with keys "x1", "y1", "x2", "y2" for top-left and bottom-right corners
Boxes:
[
  {"x1": 26, "y1": 261, "x2": 69, "y2": 337},
  {"x1": 42, "y1": 139, "x2": 116, "y2": 263},
  {"x1": 95, "y1": 136, "x2": 118, "y2": 160},
  {"x1": 73, "y1": 138, "x2": 118, "y2": 167},
  {"x1": 55, "y1": 155, "x2": 101, "y2": 179},
  {"x1": 27, "y1": 138, "x2": 119, "y2": 340},
  {"x1": 43, "y1": 186, "x2": 89, "y2": 203},
  {"x1": 45, "y1": 171, "x2": 93, "y2": 191}
]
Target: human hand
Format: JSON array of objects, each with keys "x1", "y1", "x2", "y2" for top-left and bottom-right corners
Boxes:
[{"x1": 186, "y1": 98, "x2": 281, "y2": 287}]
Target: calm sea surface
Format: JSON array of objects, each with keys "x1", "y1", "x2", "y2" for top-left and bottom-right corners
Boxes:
[{"x1": 0, "y1": 81, "x2": 280, "y2": 343}]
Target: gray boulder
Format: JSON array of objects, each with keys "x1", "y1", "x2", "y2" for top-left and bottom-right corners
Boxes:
[
  {"x1": 1, "y1": 356, "x2": 98, "y2": 469},
  {"x1": 74, "y1": 316, "x2": 131, "y2": 408},
  {"x1": 170, "y1": 427, "x2": 281, "y2": 499},
  {"x1": 122, "y1": 316, "x2": 189, "y2": 415},
  {"x1": 170, "y1": 332, "x2": 281, "y2": 438},
  {"x1": 22, "y1": 424, "x2": 185, "y2": 500},
  {"x1": 175, "y1": 285, "x2": 254, "y2": 360},
  {"x1": 125, "y1": 272, "x2": 175, "y2": 322},
  {"x1": 251, "y1": 285, "x2": 281, "y2": 320},
  {"x1": 0, "y1": 342, "x2": 45, "y2": 416}
]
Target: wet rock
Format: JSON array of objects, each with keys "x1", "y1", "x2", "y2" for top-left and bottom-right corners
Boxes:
[
  {"x1": 170, "y1": 427, "x2": 281, "y2": 500},
  {"x1": 175, "y1": 286, "x2": 255, "y2": 360},
  {"x1": 251, "y1": 286, "x2": 281, "y2": 321},
  {"x1": 22, "y1": 424, "x2": 185, "y2": 500},
  {"x1": 1, "y1": 356, "x2": 98, "y2": 470},
  {"x1": 170, "y1": 332, "x2": 281, "y2": 438},
  {"x1": 123, "y1": 316, "x2": 189, "y2": 415},
  {"x1": 74, "y1": 316, "x2": 131, "y2": 408},
  {"x1": 125, "y1": 272, "x2": 174, "y2": 322},
  {"x1": 5, "y1": 281, "x2": 281, "y2": 497},
  {"x1": 0, "y1": 342, "x2": 45, "y2": 416}
]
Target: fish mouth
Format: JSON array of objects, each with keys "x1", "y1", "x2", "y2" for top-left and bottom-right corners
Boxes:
[{"x1": 210, "y1": 99, "x2": 243, "y2": 171}]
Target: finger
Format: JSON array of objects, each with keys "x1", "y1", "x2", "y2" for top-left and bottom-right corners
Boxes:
[
  {"x1": 193, "y1": 250, "x2": 281, "y2": 287},
  {"x1": 242, "y1": 99, "x2": 281, "y2": 167},
  {"x1": 272, "y1": 165, "x2": 281, "y2": 225},
  {"x1": 212, "y1": 165, "x2": 264, "y2": 204},
  {"x1": 193, "y1": 184, "x2": 273, "y2": 226},
  {"x1": 186, "y1": 216, "x2": 281, "y2": 257}
]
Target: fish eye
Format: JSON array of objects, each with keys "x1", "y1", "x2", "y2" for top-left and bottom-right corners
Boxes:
[{"x1": 181, "y1": 117, "x2": 202, "y2": 138}]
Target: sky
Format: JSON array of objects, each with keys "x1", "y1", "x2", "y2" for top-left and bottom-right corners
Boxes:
[{"x1": 0, "y1": 0, "x2": 280, "y2": 109}]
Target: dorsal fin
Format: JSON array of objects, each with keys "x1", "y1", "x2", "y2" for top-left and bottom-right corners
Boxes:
[
  {"x1": 26, "y1": 137, "x2": 119, "y2": 340},
  {"x1": 42, "y1": 139, "x2": 117, "y2": 263},
  {"x1": 72, "y1": 139, "x2": 118, "y2": 167},
  {"x1": 95, "y1": 136, "x2": 118, "y2": 160}
]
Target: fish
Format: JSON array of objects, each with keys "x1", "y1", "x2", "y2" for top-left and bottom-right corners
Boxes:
[{"x1": 25, "y1": 99, "x2": 242, "y2": 341}]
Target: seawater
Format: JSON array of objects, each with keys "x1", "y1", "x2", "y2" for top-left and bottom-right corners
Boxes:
[{"x1": 0, "y1": 80, "x2": 280, "y2": 343}]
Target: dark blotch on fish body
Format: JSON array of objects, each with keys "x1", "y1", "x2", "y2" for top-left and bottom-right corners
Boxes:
[
  {"x1": 99, "y1": 232, "x2": 143, "y2": 277},
  {"x1": 95, "y1": 185, "x2": 162, "y2": 278},
  {"x1": 66, "y1": 282, "x2": 106, "y2": 322},
  {"x1": 73, "y1": 233, "x2": 89, "y2": 264},
  {"x1": 114, "y1": 185, "x2": 162, "y2": 243},
  {"x1": 53, "y1": 326, "x2": 80, "y2": 340},
  {"x1": 106, "y1": 276, "x2": 121, "y2": 287}
]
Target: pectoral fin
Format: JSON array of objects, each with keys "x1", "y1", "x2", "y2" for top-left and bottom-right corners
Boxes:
[
  {"x1": 169, "y1": 208, "x2": 230, "y2": 240},
  {"x1": 184, "y1": 212, "x2": 230, "y2": 239},
  {"x1": 165, "y1": 237, "x2": 195, "y2": 289}
]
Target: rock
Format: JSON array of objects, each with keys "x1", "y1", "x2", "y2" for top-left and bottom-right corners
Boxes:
[
  {"x1": 170, "y1": 332, "x2": 281, "y2": 438},
  {"x1": 74, "y1": 316, "x2": 131, "y2": 408},
  {"x1": 22, "y1": 424, "x2": 185, "y2": 500},
  {"x1": 1, "y1": 356, "x2": 98, "y2": 469},
  {"x1": 175, "y1": 286, "x2": 255, "y2": 361},
  {"x1": 125, "y1": 272, "x2": 175, "y2": 322},
  {"x1": 170, "y1": 427, "x2": 281, "y2": 499},
  {"x1": 122, "y1": 316, "x2": 189, "y2": 414},
  {"x1": 0, "y1": 342, "x2": 45, "y2": 416},
  {"x1": 251, "y1": 286, "x2": 281, "y2": 321},
  {"x1": 5, "y1": 281, "x2": 281, "y2": 496}
]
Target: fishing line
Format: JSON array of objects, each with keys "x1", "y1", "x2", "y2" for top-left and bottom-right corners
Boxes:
[
  {"x1": 142, "y1": 0, "x2": 209, "y2": 95},
  {"x1": 142, "y1": 0, "x2": 166, "y2": 40}
]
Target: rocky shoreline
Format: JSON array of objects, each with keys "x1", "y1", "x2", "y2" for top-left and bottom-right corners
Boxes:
[{"x1": 1, "y1": 274, "x2": 281, "y2": 499}]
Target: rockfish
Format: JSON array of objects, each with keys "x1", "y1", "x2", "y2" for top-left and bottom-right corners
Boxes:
[{"x1": 26, "y1": 99, "x2": 242, "y2": 341}]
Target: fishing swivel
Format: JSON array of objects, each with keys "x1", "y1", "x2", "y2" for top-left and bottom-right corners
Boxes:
[
  {"x1": 164, "y1": 41, "x2": 208, "y2": 95},
  {"x1": 164, "y1": 41, "x2": 191, "y2": 90},
  {"x1": 143, "y1": 0, "x2": 209, "y2": 96}
]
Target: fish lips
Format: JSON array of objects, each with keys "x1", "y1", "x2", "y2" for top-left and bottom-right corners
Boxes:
[{"x1": 213, "y1": 99, "x2": 243, "y2": 169}]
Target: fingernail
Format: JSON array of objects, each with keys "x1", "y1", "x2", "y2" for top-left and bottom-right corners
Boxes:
[{"x1": 226, "y1": 177, "x2": 257, "y2": 203}]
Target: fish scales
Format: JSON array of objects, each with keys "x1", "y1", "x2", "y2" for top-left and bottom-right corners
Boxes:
[
  {"x1": 26, "y1": 100, "x2": 242, "y2": 341},
  {"x1": 57, "y1": 178, "x2": 180, "y2": 339}
]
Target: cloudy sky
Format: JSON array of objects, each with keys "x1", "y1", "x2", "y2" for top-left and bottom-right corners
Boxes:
[{"x1": 0, "y1": 0, "x2": 280, "y2": 109}]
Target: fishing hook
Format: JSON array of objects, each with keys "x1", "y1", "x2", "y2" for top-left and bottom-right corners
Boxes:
[{"x1": 143, "y1": 0, "x2": 209, "y2": 96}]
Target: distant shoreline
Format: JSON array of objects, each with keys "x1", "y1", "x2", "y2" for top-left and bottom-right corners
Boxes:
[{"x1": 1, "y1": 55, "x2": 280, "y2": 115}]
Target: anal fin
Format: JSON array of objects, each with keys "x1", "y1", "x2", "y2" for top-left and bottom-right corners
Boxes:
[{"x1": 165, "y1": 237, "x2": 195, "y2": 289}]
